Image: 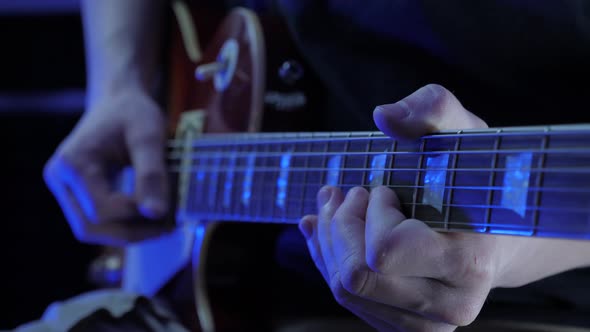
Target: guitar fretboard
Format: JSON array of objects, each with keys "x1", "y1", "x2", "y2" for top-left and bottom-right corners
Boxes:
[{"x1": 171, "y1": 124, "x2": 590, "y2": 240}]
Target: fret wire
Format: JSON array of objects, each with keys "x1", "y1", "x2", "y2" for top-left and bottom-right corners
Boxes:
[
  {"x1": 179, "y1": 213, "x2": 590, "y2": 235},
  {"x1": 254, "y1": 143, "x2": 269, "y2": 219},
  {"x1": 412, "y1": 140, "x2": 426, "y2": 218},
  {"x1": 271, "y1": 143, "x2": 281, "y2": 221},
  {"x1": 532, "y1": 130, "x2": 549, "y2": 235},
  {"x1": 214, "y1": 149, "x2": 225, "y2": 214},
  {"x1": 443, "y1": 135, "x2": 461, "y2": 230},
  {"x1": 320, "y1": 137, "x2": 330, "y2": 187},
  {"x1": 217, "y1": 149, "x2": 227, "y2": 215},
  {"x1": 299, "y1": 141, "x2": 312, "y2": 218},
  {"x1": 246, "y1": 144, "x2": 255, "y2": 219},
  {"x1": 231, "y1": 145, "x2": 241, "y2": 218},
  {"x1": 386, "y1": 140, "x2": 397, "y2": 187},
  {"x1": 169, "y1": 146, "x2": 590, "y2": 159},
  {"x1": 340, "y1": 133, "x2": 351, "y2": 189},
  {"x1": 485, "y1": 130, "x2": 502, "y2": 229},
  {"x1": 362, "y1": 133, "x2": 373, "y2": 187}
]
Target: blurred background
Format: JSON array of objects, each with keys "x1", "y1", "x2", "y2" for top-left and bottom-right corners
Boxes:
[{"x1": 0, "y1": 0, "x2": 99, "y2": 328}]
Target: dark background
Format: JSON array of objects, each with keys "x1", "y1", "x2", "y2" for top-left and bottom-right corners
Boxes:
[{"x1": 0, "y1": 1, "x2": 98, "y2": 328}]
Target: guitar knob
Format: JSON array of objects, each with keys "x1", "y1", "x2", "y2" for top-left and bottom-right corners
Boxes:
[
  {"x1": 195, "y1": 61, "x2": 226, "y2": 81},
  {"x1": 278, "y1": 60, "x2": 303, "y2": 85}
]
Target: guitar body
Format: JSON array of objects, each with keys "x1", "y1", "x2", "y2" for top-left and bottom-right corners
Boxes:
[{"x1": 165, "y1": 4, "x2": 325, "y2": 332}]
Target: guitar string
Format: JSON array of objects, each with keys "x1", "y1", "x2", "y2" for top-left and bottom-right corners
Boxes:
[
  {"x1": 177, "y1": 214, "x2": 590, "y2": 234},
  {"x1": 177, "y1": 180, "x2": 588, "y2": 193},
  {"x1": 183, "y1": 192, "x2": 589, "y2": 213},
  {"x1": 166, "y1": 147, "x2": 590, "y2": 159},
  {"x1": 166, "y1": 165, "x2": 590, "y2": 174},
  {"x1": 165, "y1": 127, "x2": 590, "y2": 146}
]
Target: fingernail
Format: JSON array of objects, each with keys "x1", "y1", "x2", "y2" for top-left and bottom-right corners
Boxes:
[
  {"x1": 318, "y1": 187, "x2": 332, "y2": 206},
  {"x1": 299, "y1": 217, "x2": 313, "y2": 239},
  {"x1": 139, "y1": 198, "x2": 167, "y2": 219}
]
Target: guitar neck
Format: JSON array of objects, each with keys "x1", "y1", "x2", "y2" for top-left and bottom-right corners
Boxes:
[{"x1": 171, "y1": 124, "x2": 590, "y2": 240}]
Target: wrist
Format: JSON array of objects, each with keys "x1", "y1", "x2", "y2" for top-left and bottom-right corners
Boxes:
[
  {"x1": 86, "y1": 73, "x2": 154, "y2": 109},
  {"x1": 492, "y1": 236, "x2": 590, "y2": 289}
]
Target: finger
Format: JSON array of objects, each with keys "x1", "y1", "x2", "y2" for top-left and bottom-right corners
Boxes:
[
  {"x1": 44, "y1": 155, "x2": 103, "y2": 222},
  {"x1": 125, "y1": 116, "x2": 169, "y2": 219},
  {"x1": 316, "y1": 186, "x2": 344, "y2": 282},
  {"x1": 44, "y1": 168, "x2": 94, "y2": 241},
  {"x1": 44, "y1": 156, "x2": 137, "y2": 224},
  {"x1": 364, "y1": 186, "x2": 448, "y2": 277},
  {"x1": 373, "y1": 83, "x2": 488, "y2": 140},
  {"x1": 364, "y1": 216, "x2": 488, "y2": 326},
  {"x1": 299, "y1": 215, "x2": 329, "y2": 283},
  {"x1": 367, "y1": 204, "x2": 449, "y2": 278},
  {"x1": 330, "y1": 187, "x2": 374, "y2": 297},
  {"x1": 329, "y1": 187, "x2": 461, "y2": 325},
  {"x1": 364, "y1": 186, "x2": 406, "y2": 273}
]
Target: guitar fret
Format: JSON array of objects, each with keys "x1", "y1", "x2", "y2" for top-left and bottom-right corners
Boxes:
[
  {"x1": 412, "y1": 140, "x2": 426, "y2": 218},
  {"x1": 246, "y1": 146, "x2": 254, "y2": 219},
  {"x1": 532, "y1": 130, "x2": 549, "y2": 235},
  {"x1": 362, "y1": 133, "x2": 373, "y2": 188},
  {"x1": 443, "y1": 135, "x2": 462, "y2": 230},
  {"x1": 485, "y1": 131, "x2": 502, "y2": 232},
  {"x1": 208, "y1": 151, "x2": 221, "y2": 209},
  {"x1": 386, "y1": 140, "x2": 397, "y2": 187},
  {"x1": 270, "y1": 143, "x2": 281, "y2": 221},
  {"x1": 298, "y1": 141, "x2": 312, "y2": 219},
  {"x1": 254, "y1": 143, "x2": 270, "y2": 219},
  {"x1": 338, "y1": 134, "x2": 350, "y2": 189}
]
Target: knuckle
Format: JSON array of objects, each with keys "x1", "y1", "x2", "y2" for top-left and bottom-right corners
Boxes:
[
  {"x1": 366, "y1": 227, "x2": 401, "y2": 273},
  {"x1": 425, "y1": 83, "x2": 454, "y2": 115},
  {"x1": 340, "y1": 257, "x2": 370, "y2": 297},
  {"x1": 330, "y1": 278, "x2": 352, "y2": 307},
  {"x1": 347, "y1": 186, "x2": 367, "y2": 199},
  {"x1": 365, "y1": 246, "x2": 387, "y2": 273}
]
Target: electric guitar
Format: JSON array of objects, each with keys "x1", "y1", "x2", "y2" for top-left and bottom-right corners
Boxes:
[{"x1": 113, "y1": 3, "x2": 590, "y2": 332}]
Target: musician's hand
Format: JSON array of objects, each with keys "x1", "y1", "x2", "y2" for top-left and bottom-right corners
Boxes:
[
  {"x1": 299, "y1": 84, "x2": 501, "y2": 331},
  {"x1": 44, "y1": 88, "x2": 171, "y2": 246}
]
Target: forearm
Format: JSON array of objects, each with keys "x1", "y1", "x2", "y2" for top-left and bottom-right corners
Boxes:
[
  {"x1": 81, "y1": 0, "x2": 166, "y2": 104},
  {"x1": 494, "y1": 236, "x2": 590, "y2": 288}
]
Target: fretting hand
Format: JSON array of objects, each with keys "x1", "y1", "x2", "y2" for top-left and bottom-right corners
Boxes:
[{"x1": 297, "y1": 84, "x2": 587, "y2": 331}]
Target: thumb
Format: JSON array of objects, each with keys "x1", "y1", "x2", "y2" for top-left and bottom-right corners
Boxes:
[
  {"x1": 126, "y1": 117, "x2": 169, "y2": 219},
  {"x1": 373, "y1": 84, "x2": 487, "y2": 140}
]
